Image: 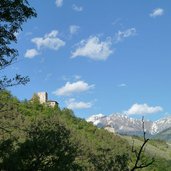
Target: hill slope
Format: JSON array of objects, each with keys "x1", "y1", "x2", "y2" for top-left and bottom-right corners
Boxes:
[
  {"x1": 0, "y1": 90, "x2": 171, "y2": 170},
  {"x1": 153, "y1": 127, "x2": 171, "y2": 142}
]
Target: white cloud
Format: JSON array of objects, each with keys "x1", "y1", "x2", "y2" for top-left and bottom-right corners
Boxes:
[
  {"x1": 115, "y1": 28, "x2": 136, "y2": 42},
  {"x1": 69, "y1": 25, "x2": 80, "y2": 35},
  {"x1": 66, "y1": 98, "x2": 92, "y2": 109},
  {"x1": 32, "y1": 30, "x2": 65, "y2": 50},
  {"x1": 55, "y1": 0, "x2": 63, "y2": 7},
  {"x1": 72, "y1": 4, "x2": 83, "y2": 12},
  {"x1": 118, "y1": 83, "x2": 127, "y2": 87},
  {"x1": 126, "y1": 103, "x2": 163, "y2": 115},
  {"x1": 53, "y1": 80, "x2": 94, "y2": 96},
  {"x1": 71, "y1": 36, "x2": 113, "y2": 61},
  {"x1": 150, "y1": 8, "x2": 164, "y2": 17},
  {"x1": 74, "y1": 75, "x2": 81, "y2": 80},
  {"x1": 61, "y1": 75, "x2": 82, "y2": 82},
  {"x1": 24, "y1": 49, "x2": 39, "y2": 58}
]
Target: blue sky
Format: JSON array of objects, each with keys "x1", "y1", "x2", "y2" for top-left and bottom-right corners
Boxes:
[{"x1": 6, "y1": 0, "x2": 171, "y2": 120}]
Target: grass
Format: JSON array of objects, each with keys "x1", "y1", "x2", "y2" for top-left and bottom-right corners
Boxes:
[{"x1": 122, "y1": 135, "x2": 171, "y2": 160}]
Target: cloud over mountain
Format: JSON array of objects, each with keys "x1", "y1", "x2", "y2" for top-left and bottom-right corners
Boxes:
[{"x1": 125, "y1": 103, "x2": 163, "y2": 115}]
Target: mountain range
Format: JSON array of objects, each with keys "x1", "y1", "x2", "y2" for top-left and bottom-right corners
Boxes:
[{"x1": 86, "y1": 114, "x2": 171, "y2": 136}]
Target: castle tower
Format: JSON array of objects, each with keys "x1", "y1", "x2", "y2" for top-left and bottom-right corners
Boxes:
[
  {"x1": 37, "y1": 92, "x2": 47, "y2": 104},
  {"x1": 32, "y1": 92, "x2": 58, "y2": 108}
]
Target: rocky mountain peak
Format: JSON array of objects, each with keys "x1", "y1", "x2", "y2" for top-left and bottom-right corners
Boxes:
[{"x1": 87, "y1": 114, "x2": 171, "y2": 136}]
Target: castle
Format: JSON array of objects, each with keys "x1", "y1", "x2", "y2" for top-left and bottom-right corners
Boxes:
[{"x1": 34, "y1": 92, "x2": 58, "y2": 108}]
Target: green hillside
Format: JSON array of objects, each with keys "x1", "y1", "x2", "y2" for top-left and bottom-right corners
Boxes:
[
  {"x1": 153, "y1": 128, "x2": 171, "y2": 143},
  {"x1": 0, "y1": 90, "x2": 171, "y2": 170}
]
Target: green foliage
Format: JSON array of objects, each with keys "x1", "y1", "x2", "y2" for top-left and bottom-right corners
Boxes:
[
  {"x1": 0, "y1": 91, "x2": 130, "y2": 170},
  {"x1": 143, "y1": 158, "x2": 171, "y2": 171},
  {"x1": 90, "y1": 148, "x2": 129, "y2": 171},
  {"x1": 149, "y1": 139, "x2": 168, "y2": 149},
  {"x1": 0, "y1": 117, "x2": 79, "y2": 171},
  {"x1": 0, "y1": 0, "x2": 37, "y2": 89},
  {"x1": 1, "y1": 90, "x2": 171, "y2": 170},
  {"x1": 123, "y1": 135, "x2": 171, "y2": 170}
]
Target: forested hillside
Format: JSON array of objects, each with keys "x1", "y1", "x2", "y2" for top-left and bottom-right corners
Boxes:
[{"x1": 0, "y1": 90, "x2": 171, "y2": 170}]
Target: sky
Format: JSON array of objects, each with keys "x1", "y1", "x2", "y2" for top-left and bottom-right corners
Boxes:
[{"x1": 5, "y1": 0, "x2": 171, "y2": 121}]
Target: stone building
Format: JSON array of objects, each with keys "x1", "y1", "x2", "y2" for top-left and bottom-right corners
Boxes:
[
  {"x1": 104, "y1": 126, "x2": 115, "y2": 133},
  {"x1": 35, "y1": 92, "x2": 58, "y2": 108},
  {"x1": 47, "y1": 101, "x2": 58, "y2": 108},
  {"x1": 37, "y1": 92, "x2": 47, "y2": 104}
]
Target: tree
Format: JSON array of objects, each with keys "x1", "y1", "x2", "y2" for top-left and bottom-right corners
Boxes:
[
  {"x1": 90, "y1": 148, "x2": 129, "y2": 171},
  {"x1": 131, "y1": 117, "x2": 155, "y2": 171},
  {"x1": 0, "y1": 0, "x2": 37, "y2": 90},
  {"x1": 0, "y1": 117, "x2": 80, "y2": 171}
]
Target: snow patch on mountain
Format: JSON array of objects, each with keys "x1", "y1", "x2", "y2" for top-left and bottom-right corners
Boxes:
[
  {"x1": 153, "y1": 116, "x2": 171, "y2": 134},
  {"x1": 86, "y1": 114, "x2": 171, "y2": 135}
]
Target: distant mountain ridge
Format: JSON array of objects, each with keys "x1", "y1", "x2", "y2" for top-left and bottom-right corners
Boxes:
[
  {"x1": 153, "y1": 127, "x2": 171, "y2": 142},
  {"x1": 87, "y1": 114, "x2": 171, "y2": 136}
]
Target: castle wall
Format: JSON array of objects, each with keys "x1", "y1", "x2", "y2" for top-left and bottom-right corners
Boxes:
[
  {"x1": 34, "y1": 92, "x2": 58, "y2": 108},
  {"x1": 37, "y1": 92, "x2": 48, "y2": 104},
  {"x1": 47, "y1": 101, "x2": 58, "y2": 108}
]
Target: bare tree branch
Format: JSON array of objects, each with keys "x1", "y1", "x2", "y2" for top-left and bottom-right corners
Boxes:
[{"x1": 131, "y1": 116, "x2": 155, "y2": 171}]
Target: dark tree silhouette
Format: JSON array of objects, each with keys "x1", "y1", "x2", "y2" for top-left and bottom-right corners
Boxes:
[
  {"x1": 0, "y1": 0, "x2": 37, "y2": 90},
  {"x1": 131, "y1": 117, "x2": 155, "y2": 171}
]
